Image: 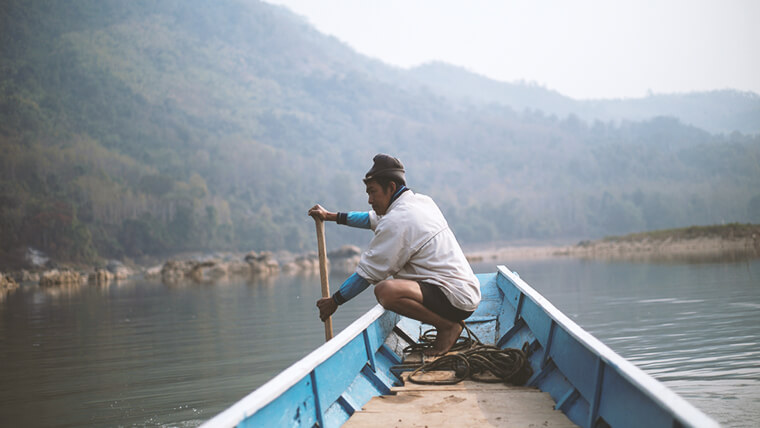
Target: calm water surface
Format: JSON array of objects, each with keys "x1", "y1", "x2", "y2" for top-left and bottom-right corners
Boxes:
[{"x1": 1, "y1": 258, "x2": 758, "y2": 427}]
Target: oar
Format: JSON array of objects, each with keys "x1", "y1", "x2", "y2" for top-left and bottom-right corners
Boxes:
[{"x1": 314, "y1": 218, "x2": 334, "y2": 341}]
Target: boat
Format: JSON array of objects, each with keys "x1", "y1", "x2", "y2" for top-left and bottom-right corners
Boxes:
[{"x1": 200, "y1": 265, "x2": 718, "y2": 428}]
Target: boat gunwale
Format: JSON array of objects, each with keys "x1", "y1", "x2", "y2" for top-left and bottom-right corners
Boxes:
[
  {"x1": 199, "y1": 303, "x2": 389, "y2": 428},
  {"x1": 498, "y1": 265, "x2": 718, "y2": 428}
]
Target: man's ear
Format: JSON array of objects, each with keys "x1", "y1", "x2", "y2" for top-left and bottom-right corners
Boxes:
[{"x1": 389, "y1": 181, "x2": 398, "y2": 194}]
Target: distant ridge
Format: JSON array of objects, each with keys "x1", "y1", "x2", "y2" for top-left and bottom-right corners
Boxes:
[
  {"x1": 407, "y1": 61, "x2": 577, "y2": 115},
  {"x1": 407, "y1": 62, "x2": 760, "y2": 134}
]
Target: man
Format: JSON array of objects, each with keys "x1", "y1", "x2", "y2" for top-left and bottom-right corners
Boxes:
[{"x1": 308, "y1": 154, "x2": 480, "y2": 355}]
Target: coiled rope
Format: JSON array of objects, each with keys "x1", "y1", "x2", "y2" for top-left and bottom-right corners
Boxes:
[{"x1": 401, "y1": 323, "x2": 533, "y2": 386}]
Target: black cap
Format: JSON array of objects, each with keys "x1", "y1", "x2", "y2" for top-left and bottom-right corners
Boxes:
[{"x1": 363, "y1": 154, "x2": 405, "y2": 184}]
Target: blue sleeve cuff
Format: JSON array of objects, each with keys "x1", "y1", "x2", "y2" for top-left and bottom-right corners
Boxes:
[
  {"x1": 333, "y1": 272, "x2": 371, "y2": 305},
  {"x1": 337, "y1": 212, "x2": 371, "y2": 229},
  {"x1": 346, "y1": 212, "x2": 371, "y2": 229},
  {"x1": 337, "y1": 212, "x2": 348, "y2": 225},
  {"x1": 333, "y1": 290, "x2": 346, "y2": 305}
]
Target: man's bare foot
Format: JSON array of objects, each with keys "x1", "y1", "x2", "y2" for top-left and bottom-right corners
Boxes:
[{"x1": 424, "y1": 321, "x2": 464, "y2": 356}]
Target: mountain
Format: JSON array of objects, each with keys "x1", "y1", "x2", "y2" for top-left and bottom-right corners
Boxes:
[
  {"x1": 406, "y1": 62, "x2": 579, "y2": 116},
  {"x1": 1, "y1": 0, "x2": 759, "y2": 267},
  {"x1": 581, "y1": 90, "x2": 760, "y2": 134},
  {"x1": 408, "y1": 62, "x2": 760, "y2": 134}
]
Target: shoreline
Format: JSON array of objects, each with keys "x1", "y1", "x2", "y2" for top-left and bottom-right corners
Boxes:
[
  {"x1": 4, "y1": 226, "x2": 759, "y2": 287},
  {"x1": 466, "y1": 233, "x2": 760, "y2": 263}
]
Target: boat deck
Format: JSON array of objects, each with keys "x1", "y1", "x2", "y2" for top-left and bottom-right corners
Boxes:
[{"x1": 345, "y1": 371, "x2": 578, "y2": 428}]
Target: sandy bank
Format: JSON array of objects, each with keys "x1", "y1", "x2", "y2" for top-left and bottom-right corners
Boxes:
[{"x1": 466, "y1": 233, "x2": 760, "y2": 263}]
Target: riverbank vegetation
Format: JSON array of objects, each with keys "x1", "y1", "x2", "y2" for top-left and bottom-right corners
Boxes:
[
  {"x1": 600, "y1": 223, "x2": 760, "y2": 243},
  {"x1": 466, "y1": 223, "x2": 760, "y2": 263},
  {"x1": 2, "y1": 1, "x2": 759, "y2": 269},
  {"x1": 563, "y1": 223, "x2": 760, "y2": 261}
]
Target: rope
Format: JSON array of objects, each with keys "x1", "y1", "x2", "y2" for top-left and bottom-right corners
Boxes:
[{"x1": 400, "y1": 323, "x2": 533, "y2": 386}]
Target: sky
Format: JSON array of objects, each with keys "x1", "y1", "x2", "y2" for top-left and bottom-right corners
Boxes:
[{"x1": 264, "y1": 0, "x2": 760, "y2": 100}]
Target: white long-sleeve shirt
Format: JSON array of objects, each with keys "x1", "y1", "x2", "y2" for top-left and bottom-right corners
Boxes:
[{"x1": 354, "y1": 190, "x2": 481, "y2": 311}]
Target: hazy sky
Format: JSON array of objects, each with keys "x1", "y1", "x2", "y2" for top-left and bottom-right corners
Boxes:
[{"x1": 264, "y1": 0, "x2": 759, "y2": 100}]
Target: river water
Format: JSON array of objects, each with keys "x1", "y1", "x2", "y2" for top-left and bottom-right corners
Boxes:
[{"x1": 1, "y1": 257, "x2": 758, "y2": 427}]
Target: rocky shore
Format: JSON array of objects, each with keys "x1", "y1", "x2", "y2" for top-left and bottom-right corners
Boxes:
[
  {"x1": 1, "y1": 245, "x2": 363, "y2": 289},
  {"x1": 3, "y1": 225, "x2": 757, "y2": 292},
  {"x1": 146, "y1": 245, "x2": 362, "y2": 283}
]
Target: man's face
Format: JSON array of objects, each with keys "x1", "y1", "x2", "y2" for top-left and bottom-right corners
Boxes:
[{"x1": 366, "y1": 180, "x2": 395, "y2": 215}]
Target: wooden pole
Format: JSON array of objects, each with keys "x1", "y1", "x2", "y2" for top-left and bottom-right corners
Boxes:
[{"x1": 314, "y1": 218, "x2": 334, "y2": 341}]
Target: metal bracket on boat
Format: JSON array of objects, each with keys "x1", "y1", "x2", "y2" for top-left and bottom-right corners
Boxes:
[
  {"x1": 589, "y1": 357, "x2": 606, "y2": 427},
  {"x1": 362, "y1": 330, "x2": 377, "y2": 372},
  {"x1": 335, "y1": 395, "x2": 356, "y2": 417},
  {"x1": 527, "y1": 353, "x2": 556, "y2": 387},
  {"x1": 388, "y1": 362, "x2": 424, "y2": 382},
  {"x1": 392, "y1": 325, "x2": 417, "y2": 348},
  {"x1": 360, "y1": 363, "x2": 392, "y2": 396},
  {"x1": 308, "y1": 371, "x2": 325, "y2": 428},
  {"x1": 496, "y1": 316, "x2": 526, "y2": 348},
  {"x1": 514, "y1": 293, "x2": 525, "y2": 325},
  {"x1": 541, "y1": 320, "x2": 557, "y2": 369},
  {"x1": 554, "y1": 387, "x2": 580, "y2": 412}
]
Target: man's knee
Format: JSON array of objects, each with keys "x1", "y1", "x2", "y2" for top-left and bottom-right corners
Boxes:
[
  {"x1": 374, "y1": 280, "x2": 391, "y2": 306},
  {"x1": 374, "y1": 279, "x2": 404, "y2": 306},
  {"x1": 374, "y1": 279, "x2": 420, "y2": 308}
]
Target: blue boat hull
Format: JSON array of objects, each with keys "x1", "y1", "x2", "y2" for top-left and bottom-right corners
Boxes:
[{"x1": 201, "y1": 266, "x2": 717, "y2": 428}]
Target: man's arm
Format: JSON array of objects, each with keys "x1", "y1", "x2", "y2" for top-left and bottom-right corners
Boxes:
[
  {"x1": 333, "y1": 272, "x2": 371, "y2": 304},
  {"x1": 308, "y1": 204, "x2": 372, "y2": 229},
  {"x1": 337, "y1": 212, "x2": 371, "y2": 229},
  {"x1": 316, "y1": 272, "x2": 371, "y2": 321}
]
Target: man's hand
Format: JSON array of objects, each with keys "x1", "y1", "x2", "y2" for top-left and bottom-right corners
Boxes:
[
  {"x1": 308, "y1": 204, "x2": 335, "y2": 221},
  {"x1": 316, "y1": 297, "x2": 338, "y2": 322}
]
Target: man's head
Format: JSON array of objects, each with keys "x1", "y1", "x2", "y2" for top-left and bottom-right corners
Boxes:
[{"x1": 363, "y1": 154, "x2": 406, "y2": 215}]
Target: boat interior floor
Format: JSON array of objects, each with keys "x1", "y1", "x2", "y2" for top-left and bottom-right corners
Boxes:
[{"x1": 344, "y1": 351, "x2": 579, "y2": 428}]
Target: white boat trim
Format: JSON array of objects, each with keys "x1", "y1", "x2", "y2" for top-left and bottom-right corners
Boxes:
[{"x1": 200, "y1": 304, "x2": 388, "y2": 428}]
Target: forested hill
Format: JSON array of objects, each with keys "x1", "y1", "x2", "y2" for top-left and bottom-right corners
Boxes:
[{"x1": 1, "y1": 0, "x2": 759, "y2": 267}]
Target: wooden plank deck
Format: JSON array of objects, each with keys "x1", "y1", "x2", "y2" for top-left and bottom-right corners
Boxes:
[{"x1": 344, "y1": 371, "x2": 578, "y2": 428}]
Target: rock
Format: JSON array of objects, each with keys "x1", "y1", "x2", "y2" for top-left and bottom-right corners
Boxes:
[
  {"x1": 282, "y1": 252, "x2": 322, "y2": 274},
  {"x1": 328, "y1": 245, "x2": 362, "y2": 273},
  {"x1": 205, "y1": 261, "x2": 228, "y2": 279},
  {"x1": 161, "y1": 260, "x2": 195, "y2": 281},
  {"x1": 227, "y1": 260, "x2": 251, "y2": 276},
  {"x1": 39, "y1": 269, "x2": 85, "y2": 287},
  {"x1": 246, "y1": 251, "x2": 280, "y2": 275},
  {"x1": 107, "y1": 260, "x2": 133, "y2": 280},
  {"x1": 296, "y1": 252, "x2": 319, "y2": 269},
  {"x1": 1, "y1": 273, "x2": 19, "y2": 291},
  {"x1": 89, "y1": 268, "x2": 113, "y2": 284},
  {"x1": 280, "y1": 261, "x2": 299, "y2": 273},
  {"x1": 185, "y1": 260, "x2": 215, "y2": 282},
  {"x1": 21, "y1": 270, "x2": 40, "y2": 283},
  {"x1": 144, "y1": 264, "x2": 163, "y2": 279},
  {"x1": 327, "y1": 245, "x2": 362, "y2": 259},
  {"x1": 160, "y1": 259, "x2": 232, "y2": 282},
  {"x1": 8, "y1": 269, "x2": 40, "y2": 283}
]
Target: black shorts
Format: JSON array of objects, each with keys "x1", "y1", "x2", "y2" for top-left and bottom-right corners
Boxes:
[{"x1": 418, "y1": 281, "x2": 474, "y2": 323}]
